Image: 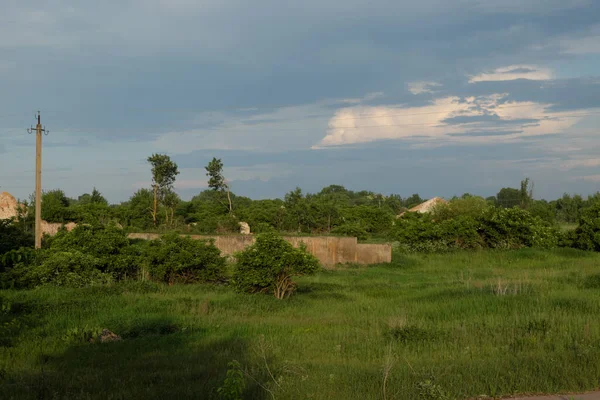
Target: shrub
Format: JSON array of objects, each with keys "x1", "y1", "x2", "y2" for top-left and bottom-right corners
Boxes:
[
  {"x1": 0, "y1": 247, "x2": 37, "y2": 273},
  {"x1": 432, "y1": 196, "x2": 490, "y2": 221},
  {"x1": 45, "y1": 224, "x2": 141, "y2": 278},
  {"x1": 570, "y1": 202, "x2": 600, "y2": 251},
  {"x1": 392, "y1": 206, "x2": 559, "y2": 253},
  {"x1": 233, "y1": 232, "x2": 321, "y2": 299},
  {"x1": 341, "y1": 206, "x2": 394, "y2": 236},
  {"x1": 331, "y1": 222, "x2": 369, "y2": 241},
  {"x1": 21, "y1": 251, "x2": 113, "y2": 288},
  {"x1": 0, "y1": 219, "x2": 33, "y2": 256},
  {"x1": 217, "y1": 360, "x2": 245, "y2": 400},
  {"x1": 478, "y1": 207, "x2": 558, "y2": 249},
  {"x1": 145, "y1": 233, "x2": 226, "y2": 284}
]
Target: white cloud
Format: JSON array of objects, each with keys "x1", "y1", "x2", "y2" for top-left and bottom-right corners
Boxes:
[
  {"x1": 315, "y1": 93, "x2": 590, "y2": 148},
  {"x1": 469, "y1": 65, "x2": 553, "y2": 83},
  {"x1": 408, "y1": 81, "x2": 441, "y2": 95}
]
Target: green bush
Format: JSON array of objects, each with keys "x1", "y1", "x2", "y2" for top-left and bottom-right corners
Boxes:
[
  {"x1": 479, "y1": 207, "x2": 558, "y2": 249},
  {"x1": 20, "y1": 251, "x2": 113, "y2": 288},
  {"x1": 45, "y1": 224, "x2": 142, "y2": 278},
  {"x1": 432, "y1": 196, "x2": 490, "y2": 221},
  {"x1": 331, "y1": 222, "x2": 369, "y2": 241},
  {"x1": 0, "y1": 219, "x2": 33, "y2": 256},
  {"x1": 392, "y1": 206, "x2": 559, "y2": 253},
  {"x1": 570, "y1": 202, "x2": 600, "y2": 251},
  {"x1": 145, "y1": 233, "x2": 226, "y2": 284},
  {"x1": 233, "y1": 232, "x2": 320, "y2": 299}
]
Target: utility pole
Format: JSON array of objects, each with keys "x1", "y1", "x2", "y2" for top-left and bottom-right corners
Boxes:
[{"x1": 27, "y1": 111, "x2": 49, "y2": 249}]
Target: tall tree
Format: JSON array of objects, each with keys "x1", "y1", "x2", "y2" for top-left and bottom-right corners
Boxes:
[
  {"x1": 205, "y1": 157, "x2": 232, "y2": 213},
  {"x1": 496, "y1": 187, "x2": 521, "y2": 208},
  {"x1": 162, "y1": 189, "x2": 180, "y2": 226},
  {"x1": 147, "y1": 154, "x2": 179, "y2": 226},
  {"x1": 90, "y1": 188, "x2": 108, "y2": 205},
  {"x1": 520, "y1": 178, "x2": 534, "y2": 210}
]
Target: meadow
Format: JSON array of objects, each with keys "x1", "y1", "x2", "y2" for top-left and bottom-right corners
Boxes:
[{"x1": 1, "y1": 248, "x2": 600, "y2": 400}]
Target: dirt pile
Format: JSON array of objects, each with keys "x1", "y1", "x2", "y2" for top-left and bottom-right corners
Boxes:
[{"x1": 0, "y1": 192, "x2": 20, "y2": 220}]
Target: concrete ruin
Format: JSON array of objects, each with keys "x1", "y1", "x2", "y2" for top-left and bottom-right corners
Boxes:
[{"x1": 128, "y1": 233, "x2": 392, "y2": 267}]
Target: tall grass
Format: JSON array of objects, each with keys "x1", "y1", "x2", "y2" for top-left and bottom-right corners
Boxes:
[{"x1": 1, "y1": 248, "x2": 600, "y2": 399}]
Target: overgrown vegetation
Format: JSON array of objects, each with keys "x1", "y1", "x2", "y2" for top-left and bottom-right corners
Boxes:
[
  {"x1": 392, "y1": 205, "x2": 559, "y2": 253},
  {"x1": 233, "y1": 232, "x2": 320, "y2": 299},
  {"x1": 0, "y1": 224, "x2": 227, "y2": 289},
  {"x1": 1, "y1": 249, "x2": 600, "y2": 399}
]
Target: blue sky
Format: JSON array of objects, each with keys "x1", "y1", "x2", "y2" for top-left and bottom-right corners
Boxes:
[{"x1": 1, "y1": 0, "x2": 600, "y2": 202}]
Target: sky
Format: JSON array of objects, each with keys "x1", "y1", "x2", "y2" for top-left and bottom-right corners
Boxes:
[{"x1": 1, "y1": 0, "x2": 600, "y2": 203}]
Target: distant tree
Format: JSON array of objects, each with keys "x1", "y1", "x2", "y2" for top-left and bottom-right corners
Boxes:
[
  {"x1": 0, "y1": 219, "x2": 34, "y2": 256},
  {"x1": 553, "y1": 193, "x2": 584, "y2": 223},
  {"x1": 77, "y1": 193, "x2": 92, "y2": 205},
  {"x1": 404, "y1": 194, "x2": 424, "y2": 208},
  {"x1": 485, "y1": 196, "x2": 497, "y2": 206},
  {"x1": 162, "y1": 189, "x2": 180, "y2": 227},
  {"x1": 90, "y1": 188, "x2": 108, "y2": 205},
  {"x1": 496, "y1": 187, "x2": 521, "y2": 208},
  {"x1": 126, "y1": 188, "x2": 155, "y2": 229},
  {"x1": 205, "y1": 157, "x2": 232, "y2": 213},
  {"x1": 40, "y1": 189, "x2": 73, "y2": 223},
  {"x1": 520, "y1": 178, "x2": 534, "y2": 210},
  {"x1": 147, "y1": 154, "x2": 179, "y2": 226},
  {"x1": 384, "y1": 194, "x2": 404, "y2": 214},
  {"x1": 284, "y1": 187, "x2": 310, "y2": 232}
]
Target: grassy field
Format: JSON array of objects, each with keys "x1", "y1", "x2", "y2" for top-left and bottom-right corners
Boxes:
[{"x1": 1, "y1": 248, "x2": 600, "y2": 400}]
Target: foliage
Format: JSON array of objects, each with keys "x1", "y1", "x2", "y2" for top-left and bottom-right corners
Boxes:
[
  {"x1": 206, "y1": 157, "x2": 227, "y2": 191},
  {"x1": 17, "y1": 251, "x2": 113, "y2": 288},
  {"x1": 206, "y1": 157, "x2": 233, "y2": 213},
  {"x1": 123, "y1": 189, "x2": 155, "y2": 229},
  {"x1": 233, "y1": 232, "x2": 320, "y2": 299},
  {"x1": 341, "y1": 206, "x2": 394, "y2": 236},
  {"x1": 145, "y1": 233, "x2": 226, "y2": 284},
  {"x1": 217, "y1": 360, "x2": 245, "y2": 400},
  {"x1": 393, "y1": 206, "x2": 558, "y2": 253},
  {"x1": 0, "y1": 219, "x2": 33, "y2": 256},
  {"x1": 495, "y1": 187, "x2": 521, "y2": 209},
  {"x1": 3, "y1": 249, "x2": 600, "y2": 399},
  {"x1": 479, "y1": 207, "x2": 559, "y2": 249},
  {"x1": 0, "y1": 247, "x2": 37, "y2": 274},
  {"x1": 393, "y1": 213, "x2": 484, "y2": 253},
  {"x1": 39, "y1": 189, "x2": 75, "y2": 223},
  {"x1": 432, "y1": 195, "x2": 490, "y2": 221},
  {"x1": 570, "y1": 202, "x2": 600, "y2": 251},
  {"x1": 331, "y1": 223, "x2": 369, "y2": 241},
  {"x1": 148, "y1": 153, "x2": 180, "y2": 226}
]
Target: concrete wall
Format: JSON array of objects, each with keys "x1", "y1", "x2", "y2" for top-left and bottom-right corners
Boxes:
[
  {"x1": 356, "y1": 243, "x2": 392, "y2": 264},
  {"x1": 127, "y1": 233, "x2": 391, "y2": 266},
  {"x1": 282, "y1": 236, "x2": 358, "y2": 265}
]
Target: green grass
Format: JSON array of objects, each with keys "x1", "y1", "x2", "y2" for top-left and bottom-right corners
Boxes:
[{"x1": 2, "y1": 248, "x2": 600, "y2": 399}]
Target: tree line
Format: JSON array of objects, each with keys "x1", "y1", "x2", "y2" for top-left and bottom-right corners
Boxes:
[{"x1": 10, "y1": 154, "x2": 600, "y2": 239}]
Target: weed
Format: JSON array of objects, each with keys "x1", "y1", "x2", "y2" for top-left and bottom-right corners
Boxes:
[
  {"x1": 388, "y1": 325, "x2": 439, "y2": 344},
  {"x1": 416, "y1": 379, "x2": 452, "y2": 400},
  {"x1": 217, "y1": 360, "x2": 245, "y2": 400}
]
